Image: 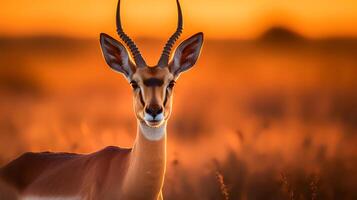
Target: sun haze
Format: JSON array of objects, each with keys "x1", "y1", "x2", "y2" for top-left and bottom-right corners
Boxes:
[{"x1": 0, "y1": 0, "x2": 357, "y2": 39}]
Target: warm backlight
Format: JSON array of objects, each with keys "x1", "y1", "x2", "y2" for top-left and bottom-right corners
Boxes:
[{"x1": 1, "y1": 0, "x2": 357, "y2": 39}]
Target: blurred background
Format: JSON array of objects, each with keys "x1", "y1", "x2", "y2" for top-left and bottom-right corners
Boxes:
[{"x1": 0, "y1": 0, "x2": 357, "y2": 199}]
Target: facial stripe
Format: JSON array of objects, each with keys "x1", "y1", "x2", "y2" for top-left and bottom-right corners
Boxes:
[
  {"x1": 138, "y1": 89, "x2": 145, "y2": 106},
  {"x1": 143, "y1": 78, "x2": 163, "y2": 87},
  {"x1": 163, "y1": 88, "x2": 168, "y2": 106}
]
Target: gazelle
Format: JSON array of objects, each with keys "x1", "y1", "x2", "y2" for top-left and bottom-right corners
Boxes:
[{"x1": 0, "y1": 0, "x2": 203, "y2": 199}]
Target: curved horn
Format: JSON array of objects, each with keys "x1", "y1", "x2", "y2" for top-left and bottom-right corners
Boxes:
[
  {"x1": 116, "y1": 0, "x2": 146, "y2": 67},
  {"x1": 157, "y1": 0, "x2": 183, "y2": 67}
]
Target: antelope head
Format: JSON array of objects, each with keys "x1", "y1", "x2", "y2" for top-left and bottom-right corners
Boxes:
[{"x1": 100, "y1": 0, "x2": 204, "y2": 128}]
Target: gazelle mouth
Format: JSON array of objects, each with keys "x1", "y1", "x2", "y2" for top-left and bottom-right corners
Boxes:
[
  {"x1": 145, "y1": 120, "x2": 163, "y2": 127},
  {"x1": 147, "y1": 120, "x2": 161, "y2": 124},
  {"x1": 148, "y1": 119, "x2": 161, "y2": 123}
]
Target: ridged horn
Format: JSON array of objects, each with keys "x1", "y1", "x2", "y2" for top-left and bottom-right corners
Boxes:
[
  {"x1": 157, "y1": 0, "x2": 183, "y2": 67},
  {"x1": 116, "y1": 0, "x2": 146, "y2": 67}
]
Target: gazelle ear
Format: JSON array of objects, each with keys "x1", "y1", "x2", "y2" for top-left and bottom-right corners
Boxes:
[
  {"x1": 169, "y1": 32, "x2": 204, "y2": 77},
  {"x1": 99, "y1": 33, "x2": 135, "y2": 78}
]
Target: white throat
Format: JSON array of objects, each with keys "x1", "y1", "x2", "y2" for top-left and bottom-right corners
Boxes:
[{"x1": 139, "y1": 122, "x2": 166, "y2": 141}]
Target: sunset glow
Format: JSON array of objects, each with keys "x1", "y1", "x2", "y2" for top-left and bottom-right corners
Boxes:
[
  {"x1": 1, "y1": 0, "x2": 357, "y2": 39},
  {"x1": 1, "y1": 0, "x2": 357, "y2": 199}
]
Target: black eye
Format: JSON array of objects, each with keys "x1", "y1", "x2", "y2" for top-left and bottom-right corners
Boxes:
[
  {"x1": 130, "y1": 81, "x2": 139, "y2": 90},
  {"x1": 168, "y1": 81, "x2": 175, "y2": 89}
]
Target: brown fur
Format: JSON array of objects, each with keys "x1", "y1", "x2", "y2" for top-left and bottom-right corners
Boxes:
[{"x1": 1, "y1": 147, "x2": 130, "y2": 198}]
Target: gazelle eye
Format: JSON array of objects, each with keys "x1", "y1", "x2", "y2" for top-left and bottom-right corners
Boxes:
[
  {"x1": 168, "y1": 81, "x2": 175, "y2": 89},
  {"x1": 130, "y1": 81, "x2": 139, "y2": 90}
]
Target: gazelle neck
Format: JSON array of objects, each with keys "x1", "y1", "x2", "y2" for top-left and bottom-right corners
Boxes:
[{"x1": 121, "y1": 121, "x2": 167, "y2": 199}]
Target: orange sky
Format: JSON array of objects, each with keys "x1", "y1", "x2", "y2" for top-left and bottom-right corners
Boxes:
[{"x1": 1, "y1": 0, "x2": 357, "y2": 39}]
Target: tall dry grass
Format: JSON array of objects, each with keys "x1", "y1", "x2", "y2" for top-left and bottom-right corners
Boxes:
[{"x1": 0, "y1": 31, "x2": 357, "y2": 199}]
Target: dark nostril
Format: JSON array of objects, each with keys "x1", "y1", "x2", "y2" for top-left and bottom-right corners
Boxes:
[
  {"x1": 145, "y1": 107, "x2": 152, "y2": 115},
  {"x1": 145, "y1": 105, "x2": 163, "y2": 117},
  {"x1": 157, "y1": 107, "x2": 163, "y2": 115}
]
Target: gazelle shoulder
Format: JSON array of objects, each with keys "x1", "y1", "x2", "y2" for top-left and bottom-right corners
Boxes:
[
  {"x1": 88, "y1": 146, "x2": 131, "y2": 163},
  {"x1": 0, "y1": 151, "x2": 81, "y2": 192},
  {"x1": 0, "y1": 146, "x2": 130, "y2": 191}
]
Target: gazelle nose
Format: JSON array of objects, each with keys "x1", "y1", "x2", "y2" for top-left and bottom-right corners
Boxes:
[{"x1": 145, "y1": 105, "x2": 163, "y2": 118}]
